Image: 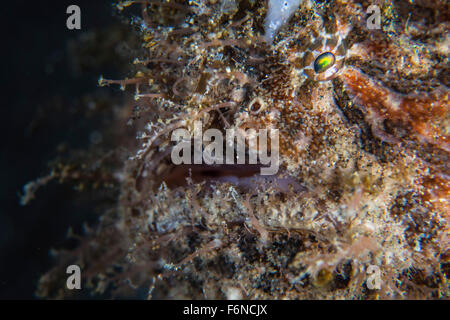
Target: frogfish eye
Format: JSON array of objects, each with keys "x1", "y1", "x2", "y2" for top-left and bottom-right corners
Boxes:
[{"x1": 314, "y1": 52, "x2": 336, "y2": 74}]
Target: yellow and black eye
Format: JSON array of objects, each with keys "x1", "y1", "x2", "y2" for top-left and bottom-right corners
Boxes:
[{"x1": 314, "y1": 52, "x2": 336, "y2": 74}]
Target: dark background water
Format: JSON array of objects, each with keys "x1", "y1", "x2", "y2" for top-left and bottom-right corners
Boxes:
[{"x1": 0, "y1": 0, "x2": 126, "y2": 299}]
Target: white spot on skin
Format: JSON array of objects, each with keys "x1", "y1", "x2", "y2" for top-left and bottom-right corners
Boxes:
[
  {"x1": 225, "y1": 287, "x2": 243, "y2": 300},
  {"x1": 386, "y1": 94, "x2": 402, "y2": 112},
  {"x1": 265, "y1": 0, "x2": 303, "y2": 43}
]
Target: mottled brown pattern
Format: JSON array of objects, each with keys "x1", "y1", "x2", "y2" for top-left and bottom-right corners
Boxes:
[{"x1": 34, "y1": 0, "x2": 448, "y2": 299}]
